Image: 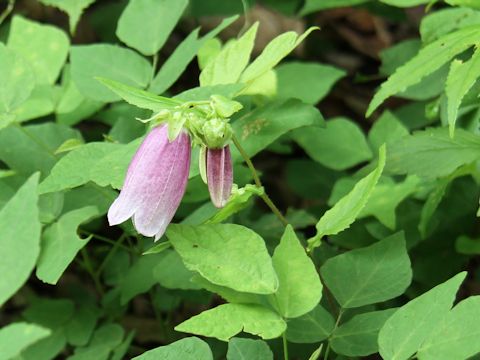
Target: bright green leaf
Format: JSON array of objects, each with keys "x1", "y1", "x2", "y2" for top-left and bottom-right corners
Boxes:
[
  {"x1": 320, "y1": 232, "x2": 412, "y2": 308},
  {"x1": 38, "y1": 0, "x2": 96, "y2": 34},
  {"x1": 0, "y1": 174, "x2": 40, "y2": 306},
  {"x1": 378, "y1": 272, "x2": 467, "y2": 360},
  {"x1": 132, "y1": 337, "x2": 213, "y2": 360},
  {"x1": 0, "y1": 322, "x2": 51, "y2": 360},
  {"x1": 286, "y1": 304, "x2": 335, "y2": 343},
  {"x1": 368, "y1": 111, "x2": 409, "y2": 152},
  {"x1": 153, "y1": 250, "x2": 202, "y2": 290},
  {"x1": 300, "y1": 0, "x2": 369, "y2": 14},
  {"x1": 175, "y1": 303, "x2": 286, "y2": 341},
  {"x1": 227, "y1": 338, "x2": 273, "y2": 360}
]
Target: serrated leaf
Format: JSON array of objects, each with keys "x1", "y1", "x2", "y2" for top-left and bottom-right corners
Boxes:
[
  {"x1": 8, "y1": 15, "x2": 69, "y2": 85},
  {"x1": 175, "y1": 303, "x2": 286, "y2": 341},
  {"x1": 0, "y1": 174, "x2": 40, "y2": 306},
  {"x1": 36, "y1": 206, "x2": 100, "y2": 285},
  {"x1": 320, "y1": 232, "x2": 412, "y2": 308},
  {"x1": 378, "y1": 272, "x2": 467, "y2": 360},
  {"x1": 0, "y1": 322, "x2": 51, "y2": 360},
  {"x1": 367, "y1": 25, "x2": 480, "y2": 116},
  {"x1": 200, "y1": 23, "x2": 258, "y2": 86},
  {"x1": 132, "y1": 337, "x2": 213, "y2": 360},
  {"x1": 167, "y1": 224, "x2": 278, "y2": 294},
  {"x1": 116, "y1": 0, "x2": 188, "y2": 56},
  {"x1": 269, "y1": 225, "x2": 322, "y2": 318},
  {"x1": 417, "y1": 296, "x2": 480, "y2": 360},
  {"x1": 227, "y1": 338, "x2": 273, "y2": 360},
  {"x1": 308, "y1": 145, "x2": 386, "y2": 250},
  {"x1": 330, "y1": 309, "x2": 397, "y2": 357},
  {"x1": 446, "y1": 48, "x2": 480, "y2": 137}
]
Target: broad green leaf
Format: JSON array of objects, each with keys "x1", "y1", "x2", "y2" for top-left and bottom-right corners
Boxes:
[
  {"x1": 132, "y1": 337, "x2": 213, "y2": 360},
  {"x1": 167, "y1": 224, "x2": 278, "y2": 294},
  {"x1": 18, "y1": 329, "x2": 66, "y2": 360},
  {"x1": 0, "y1": 174, "x2": 40, "y2": 306},
  {"x1": 269, "y1": 225, "x2": 322, "y2": 318},
  {"x1": 0, "y1": 322, "x2": 51, "y2": 360},
  {"x1": 13, "y1": 84, "x2": 60, "y2": 123},
  {"x1": 153, "y1": 250, "x2": 202, "y2": 290},
  {"x1": 276, "y1": 62, "x2": 345, "y2": 104},
  {"x1": 367, "y1": 25, "x2": 480, "y2": 116},
  {"x1": 330, "y1": 309, "x2": 397, "y2": 357},
  {"x1": 320, "y1": 232, "x2": 412, "y2": 308},
  {"x1": 378, "y1": 272, "x2": 467, "y2": 360},
  {"x1": 38, "y1": 0, "x2": 96, "y2": 34},
  {"x1": 455, "y1": 235, "x2": 480, "y2": 254},
  {"x1": 198, "y1": 38, "x2": 222, "y2": 70},
  {"x1": 231, "y1": 99, "x2": 324, "y2": 163},
  {"x1": 300, "y1": 0, "x2": 369, "y2": 14},
  {"x1": 446, "y1": 48, "x2": 480, "y2": 137},
  {"x1": 111, "y1": 331, "x2": 135, "y2": 360},
  {"x1": 240, "y1": 27, "x2": 318, "y2": 84},
  {"x1": 23, "y1": 298, "x2": 75, "y2": 328},
  {"x1": 308, "y1": 145, "x2": 386, "y2": 250},
  {"x1": 175, "y1": 303, "x2": 286, "y2": 341},
  {"x1": 36, "y1": 206, "x2": 100, "y2": 285},
  {"x1": 227, "y1": 338, "x2": 273, "y2": 360},
  {"x1": 417, "y1": 296, "x2": 480, "y2": 360},
  {"x1": 292, "y1": 117, "x2": 372, "y2": 170},
  {"x1": 200, "y1": 23, "x2": 258, "y2": 86},
  {"x1": 446, "y1": 0, "x2": 480, "y2": 9},
  {"x1": 65, "y1": 305, "x2": 99, "y2": 347},
  {"x1": 0, "y1": 44, "x2": 34, "y2": 114},
  {"x1": 68, "y1": 323, "x2": 124, "y2": 360},
  {"x1": 420, "y1": 8, "x2": 480, "y2": 43},
  {"x1": 368, "y1": 111, "x2": 409, "y2": 151},
  {"x1": 70, "y1": 44, "x2": 152, "y2": 102},
  {"x1": 150, "y1": 16, "x2": 238, "y2": 94},
  {"x1": 379, "y1": 0, "x2": 429, "y2": 6},
  {"x1": 8, "y1": 16, "x2": 69, "y2": 85},
  {"x1": 97, "y1": 77, "x2": 181, "y2": 111},
  {"x1": 116, "y1": 0, "x2": 188, "y2": 56},
  {"x1": 286, "y1": 304, "x2": 335, "y2": 343},
  {"x1": 387, "y1": 128, "x2": 480, "y2": 178}
]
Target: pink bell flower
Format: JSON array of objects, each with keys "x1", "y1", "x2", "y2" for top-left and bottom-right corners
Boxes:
[
  {"x1": 108, "y1": 125, "x2": 191, "y2": 240},
  {"x1": 207, "y1": 145, "x2": 233, "y2": 208}
]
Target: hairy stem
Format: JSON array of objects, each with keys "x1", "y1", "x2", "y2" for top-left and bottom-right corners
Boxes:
[{"x1": 232, "y1": 135, "x2": 289, "y2": 226}]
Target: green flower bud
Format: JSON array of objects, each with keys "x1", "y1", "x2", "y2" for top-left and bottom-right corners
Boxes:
[{"x1": 202, "y1": 118, "x2": 233, "y2": 149}]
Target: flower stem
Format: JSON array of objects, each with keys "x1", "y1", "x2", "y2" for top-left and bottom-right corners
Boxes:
[
  {"x1": 81, "y1": 247, "x2": 104, "y2": 296},
  {"x1": 232, "y1": 135, "x2": 288, "y2": 226},
  {"x1": 282, "y1": 332, "x2": 289, "y2": 360},
  {"x1": 95, "y1": 233, "x2": 127, "y2": 277}
]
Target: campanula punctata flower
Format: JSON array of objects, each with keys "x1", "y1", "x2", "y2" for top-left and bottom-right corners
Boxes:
[
  {"x1": 107, "y1": 125, "x2": 191, "y2": 240},
  {"x1": 206, "y1": 145, "x2": 233, "y2": 208}
]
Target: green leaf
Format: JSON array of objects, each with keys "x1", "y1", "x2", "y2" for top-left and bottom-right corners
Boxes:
[
  {"x1": 446, "y1": 48, "x2": 480, "y2": 137},
  {"x1": 276, "y1": 62, "x2": 345, "y2": 104},
  {"x1": 269, "y1": 225, "x2": 322, "y2": 318},
  {"x1": 38, "y1": 0, "x2": 96, "y2": 34},
  {"x1": 68, "y1": 323, "x2": 124, "y2": 360},
  {"x1": 368, "y1": 111, "x2": 409, "y2": 152},
  {"x1": 300, "y1": 0, "x2": 369, "y2": 14},
  {"x1": 227, "y1": 338, "x2": 273, "y2": 360},
  {"x1": 387, "y1": 128, "x2": 480, "y2": 178},
  {"x1": 446, "y1": 0, "x2": 480, "y2": 9},
  {"x1": 308, "y1": 145, "x2": 386, "y2": 250},
  {"x1": 420, "y1": 8, "x2": 480, "y2": 43},
  {"x1": 97, "y1": 77, "x2": 181, "y2": 111},
  {"x1": 417, "y1": 296, "x2": 480, "y2": 360},
  {"x1": 200, "y1": 23, "x2": 258, "y2": 86},
  {"x1": 0, "y1": 322, "x2": 51, "y2": 360},
  {"x1": 150, "y1": 16, "x2": 238, "y2": 94},
  {"x1": 70, "y1": 44, "x2": 152, "y2": 102},
  {"x1": 36, "y1": 206, "x2": 99, "y2": 285},
  {"x1": 320, "y1": 232, "x2": 412, "y2": 308},
  {"x1": 240, "y1": 27, "x2": 318, "y2": 84},
  {"x1": 167, "y1": 224, "x2": 278, "y2": 294},
  {"x1": 132, "y1": 337, "x2": 213, "y2": 360},
  {"x1": 367, "y1": 25, "x2": 480, "y2": 116},
  {"x1": 286, "y1": 304, "x2": 335, "y2": 343},
  {"x1": 455, "y1": 235, "x2": 480, "y2": 255},
  {"x1": 292, "y1": 117, "x2": 373, "y2": 170},
  {"x1": 175, "y1": 303, "x2": 286, "y2": 341},
  {"x1": 153, "y1": 250, "x2": 202, "y2": 290},
  {"x1": 0, "y1": 174, "x2": 40, "y2": 306},
  {"x1": 19, "y1": 329, "x2": 67, "y2": 360},
  {"x1": 378, "y1": 272, "x2": 467, "y2": 360},
  {"x1": 379, "y1": 0, "x2": 430, "y2": 6},
  {"x1": 116, "y1": 0, "x2": 188, "y2": 56},
  {"x1": 8, "y1": 15, "x2": 69, "y2": 85},
  {"x1": 0, "y1": 43, "x2": 34, "y2": 114},
  {"x1": 65, "y1": 305, "x2": 99, "y2": 347},
  {"x1": 330, "y1": 309, "x2": 397, "y2": 357},
  {"x1": 23, "y1": 298, "x2": 75, "y2": 328}
]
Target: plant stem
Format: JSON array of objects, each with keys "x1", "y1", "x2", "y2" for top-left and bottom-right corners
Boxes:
[
  {"x1": 81, "y1": 247, "x2": 104, "y2": 296},
  {"x1": 232, "y1": 135, "x2": 288, "y2": 226},
  {"x1": 0, "y1": 0, "x2": 14, "y2": 27},
  {"x1": 79, "y1": 229, "x2": 134, "y2": 254},
  {"x1": 95, "y1": 233, "x2": 127, "y2": 276},
  {"x1": 323, "y1": 308, "x2": 344, "y2": 360},
  {"x1": 282, "y1": 332, "x2": 289, "y2": 360}
]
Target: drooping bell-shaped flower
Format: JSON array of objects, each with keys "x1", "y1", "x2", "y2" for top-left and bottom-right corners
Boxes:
[
  {"x1": 108, "y1": 125, "x2": 191, "y2": 240},
  {"x1": 207, "y1": 145, "x2": 233, "y2": 208}
]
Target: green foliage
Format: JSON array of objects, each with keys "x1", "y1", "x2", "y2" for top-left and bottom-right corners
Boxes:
[
  {"x1": 132, "y1": 337, "x2": 213, "y2": 360},
  {"x1": 38, "y1": 0, "x2": 96, "y2": 34},
  {"x1": 0, "y1": 322, "x2": 51, "y2": 360},
  {"x1": 226, "y1": 338, "x2": 273, "y2": 360}
]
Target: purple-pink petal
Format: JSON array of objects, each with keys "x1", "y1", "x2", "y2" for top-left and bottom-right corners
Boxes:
[
  {"x1": 107, "y1": 125, "x2": 191, "y2": 240},
  {"x1": 207, "y1": 145, "x2": 233, "y2": 208}
]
